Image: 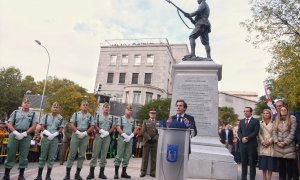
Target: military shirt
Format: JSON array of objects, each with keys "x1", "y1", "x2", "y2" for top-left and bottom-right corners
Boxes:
[
  {"x1": 40, "y1": 113, "x2": 64, "y2": 133},
  {"x1": 142, "y1": 118, "x2": 159, "y2": 140},
  {"x1": 97, "y1": 114, "x2": 113, "y2": 131},
  {"x1": 70, "y1": 111, "x2": 95, "y2": 131},
  {"x1": 117, "y1": 115, "x2": 137, "y2": 135},
  {"x1": 8, "y1": 108, "x2": 38, "y2": 130}
]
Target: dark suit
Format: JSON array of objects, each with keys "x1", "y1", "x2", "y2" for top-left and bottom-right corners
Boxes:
[
  {"x1": 169, "y1": 114, "x2": 197, "y2": 154},
  {"x1": 220, "y1": 128, "x2": 234, "y2": 145},
  {"x1": 237, "y1": 117, "x2": 260, "y2": 180}
]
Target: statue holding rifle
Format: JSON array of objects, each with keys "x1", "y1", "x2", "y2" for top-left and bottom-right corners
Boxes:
[{"x1": 166, "y1": 0, "x2": 211, "y2": 61}]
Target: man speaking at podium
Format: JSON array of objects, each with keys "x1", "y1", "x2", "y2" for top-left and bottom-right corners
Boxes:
[{"x1": 167, "y1": 99, "x2": 197, "y2": 154}]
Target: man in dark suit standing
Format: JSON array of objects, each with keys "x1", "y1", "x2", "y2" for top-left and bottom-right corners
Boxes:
[
  {"x1": 238, "y1": 107, "x2": 260, "y2": 180},
  {"x1": 220, "y1": 123, "x2": 234, "y2": 153},
  {"x1": 167, "y1": 99, "x2": 197, "y2": 154}
]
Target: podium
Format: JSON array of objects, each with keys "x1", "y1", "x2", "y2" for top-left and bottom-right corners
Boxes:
[{"x1": 156, "y1": 128, "x2": 190, "y2": 180}]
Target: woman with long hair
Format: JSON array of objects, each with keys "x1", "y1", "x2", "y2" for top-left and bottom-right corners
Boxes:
[
  {"x1": 273, "y1": 106, "x2": 297, "y2": 180},
  {"x1": 258, "y1": 109, "x2": 277, "y2": 180}
]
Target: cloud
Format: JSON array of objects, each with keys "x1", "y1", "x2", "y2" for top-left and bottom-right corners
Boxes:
[{"x1": 0, "y1": 0, "x2": 271, "y2": 96}]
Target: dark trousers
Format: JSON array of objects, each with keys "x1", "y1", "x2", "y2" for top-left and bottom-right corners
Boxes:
[
  {"x1": 59, "y1": 137, "x2": 71, "y2": 163},
  {"x1": 140, "y1": 142, "x2": 157, "y2": 175},
  {"x1": 240, "y1": 144, "x2": 257, "y2": 180},
  {"x1": 278, "y1": 158, "x2": 294, "y2": 180}
]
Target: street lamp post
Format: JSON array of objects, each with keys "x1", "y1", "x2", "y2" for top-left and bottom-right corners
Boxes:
[{"x1": 35, "y1": 40, "x2": 50, "y2": 122}]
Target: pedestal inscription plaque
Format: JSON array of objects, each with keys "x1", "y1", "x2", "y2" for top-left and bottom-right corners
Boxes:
[{"x1": 169, "y1": 61, "x2": 221, "y2": 137}]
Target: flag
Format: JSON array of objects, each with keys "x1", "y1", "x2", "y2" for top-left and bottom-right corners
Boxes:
[{"x1": 264, "y1": 84, "x2": 277, "y2": 114}]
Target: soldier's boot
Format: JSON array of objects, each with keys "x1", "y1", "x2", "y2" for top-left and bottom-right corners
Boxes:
[
  {"x1": 86, "y1": 167, "x2": 95, "y2": 179},
  {"x1": 99, "y1": 167, "x2": 107, "y2": 179},
  {"x1": 121, "y1": 167, "x2": 131, "y2": 179},
  {"x1": 34, "y1": 168, "x2": 43, "y2": 180},
  {"x1": 74, "y1": 168, "x2": 83, "y2": 180},
  {"x1": 18, "y1": 168, "x2": 26, "y2": 180},
  {"x1": 114, "y1": 166, "x2": 119, "y2": 179},
  {"x1": 45, "y1": 168, "x2": 52, "y2": 180},
  {"x1": 63, "y1": 168, "x2": 71, "y2": 180},
  {"x1": 2, "y1": 168, "x2": 11, "y2": 180}
]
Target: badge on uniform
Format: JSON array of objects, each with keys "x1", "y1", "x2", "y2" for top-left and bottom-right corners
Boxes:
[{"x1": 166, "y1": 144, "x2": 178, "y2": 163}]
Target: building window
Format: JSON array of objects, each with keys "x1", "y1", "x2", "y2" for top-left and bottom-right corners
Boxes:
[
  {"x1": 107, "y1": 73, "x2": 114, "y2": 83},
  {"x1": 122, "y1": 55, "x2": 128, "y2": 65},
  {"x1": 146, "y1": 55, "x2": 154, "y2": 65},
  {"x1": 134, "y1": 55, "x2": 141, "y2": 65},
  {"x1": 125, "y1": 91, "x2": 129, "y2": 103},
  {"x1": 157, "y1": 94, "x2": 161, "y2": 99},
  {"x1": 115, "y1": 94, "x2": 122, "y2": 102},
  {"x1": 119, "y1": 73, "x2": 126, "y2": 84},
  {"x1": 145, "y1": 92, "x2": 153, "y2": 104},
  {"x1": 110, "y1": 55, "x2": 117, "y2": 65},
  {"x1": 133, "y1": 91, "x2": 141, "y2": 104},
  {"x1": 132, "y1": 73, "x2": 139, "y2": 84},
  {"x1": 144, "y1": 73, "x2": 152, "y2": 84}
]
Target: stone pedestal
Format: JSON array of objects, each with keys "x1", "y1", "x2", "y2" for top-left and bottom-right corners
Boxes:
[{"x1": 170, "y1": 61, "x2": 238, "y2": 179}]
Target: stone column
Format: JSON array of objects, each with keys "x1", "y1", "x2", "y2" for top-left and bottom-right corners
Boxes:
[{"x1": 170, "y1": 61, "x2": 238, "y2": 180}]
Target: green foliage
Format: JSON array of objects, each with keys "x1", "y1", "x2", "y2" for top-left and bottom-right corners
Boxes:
[
  {"x1": 41, "y1": 77, "x2": 98, "y2": 121},
  {"x1": 267, "y1": 40, "x2": 300, "y2": 111},
  {"x1": 218, "y1": 107, "x2": 239, "y2": 126},
  {"x1": 138, "y1": 98, "x2": 171, "y2": 121},
  {"x1": 0, "y1": 67, "x2": 24, "y2": 116},
  {"x1": 241, "y1": 0, "x2": 300, "y2": 114},
  {"x1": 0, "y1": 67, "x2": 98, "y2": 121},
  {"x1": 21, "y1": 75, "x2": 38, "y2": 94},
  {"x1": 254, "y1": 96, "x2": 270, "y2": 116},
  {"x1": 241, "y1": 0, "x2": 300, "y2": 48}
]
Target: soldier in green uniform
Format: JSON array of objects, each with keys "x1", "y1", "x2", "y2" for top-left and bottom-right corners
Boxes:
[
  {"x1": 140, "y1": 108, "x2": 159, "y2": 178},
  {"x1": 114, "y1": 105, "x2": 138, "y2": 179},
  {"x1": 2, "y1": 98, "x2": 38, "y2": 180},
  {"x1": 59, "y1": 114, "x2": 72, "y2": 165},
  {"x1": 34, "y1": 102, "x2": 64, "y2": 180},
  {"x1": 86, "y1": 102, "x2": 115, "y2": 179},
  {"x1": 63, "y1": 100, "x2": 95, "y2": 180}
]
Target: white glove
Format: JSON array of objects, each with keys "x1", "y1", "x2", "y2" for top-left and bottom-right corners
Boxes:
[
  {"x1": 47, "y1": 134, "x2": 54, "y2": 140},
  {"x1": 82, "y1": 131, "x2": 88, "y2": 137},
  {"x1": 100, "y1": 131, "x2": 109, "y2": 138},
  {"x1": 52, "y1": 131, "x2": 59, "y2": 137},
  {"x1": 13, "y1": 130, "x2": 22, "y2": 140},
  {"x1": 21, "y1": 132, "x2": 28, "y2": 137},
  {"x1": 124, "y1": 133, "x2": 134, "y2": 142},
  {"x1": 129, "y1": 133, "x2": 134, "y2": 139},
  {"x1": 43, "y1": 130, "x2": 52, "y2": 137},
  {"x1": 121, "y1": 133, "x2": 129, "y2": 139},
  {"x1": 75, "y1": 130, "x2": 83, "y2": 138},
  {"x1": 99, "y1": 129, "x2": 106, "y2": 134},
  {"x1": 123, "y1": 136, "x2": 131, "y2": 142},
  {"x1": 47, "y1": 132, "x2": 59, "y2": 140}
]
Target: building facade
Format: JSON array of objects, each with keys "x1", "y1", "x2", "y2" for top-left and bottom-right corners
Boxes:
[
  {"x1": 94, "y1": 38, "x2": 188, "y2": 105},
  {"x1": 219, "y1": 91, "x2": 258, "y2": 119}
]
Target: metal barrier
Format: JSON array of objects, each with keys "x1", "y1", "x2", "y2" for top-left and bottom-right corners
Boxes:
[{"x1": 0, "y1": 126, "x2": 9, "y2": 163}]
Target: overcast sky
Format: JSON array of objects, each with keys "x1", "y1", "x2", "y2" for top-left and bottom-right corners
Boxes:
[{"x1": 0, "y1": 0, "x2": 271, "y2": 96}]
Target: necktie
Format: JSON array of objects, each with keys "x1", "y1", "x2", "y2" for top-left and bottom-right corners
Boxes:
[
  {"x1": 245, "y1": 118, "x2": 249, "y2": 128},
  {"x1": 177, "y1": 116, "x2": 182, "y2": 122}
]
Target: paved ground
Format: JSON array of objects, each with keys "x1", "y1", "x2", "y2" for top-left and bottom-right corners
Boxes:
[{"x1": 0, "y1": 158, "x2": 279, "y2": 180}]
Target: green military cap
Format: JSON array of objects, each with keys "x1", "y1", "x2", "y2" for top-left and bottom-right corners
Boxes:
[
  {"x1": 149, "y1": 108, "x2": 156, "y2": 113},
  {"x1": 52, "y1": 102, "x2": 59, "y2": 108},
  {"x1": 103, "y1": 102, "x2": 110, "y2": 107},
  {"x1": 126, "y1": 104, "x2": 133, "y2": 110},
  {"x1": 81, "y1": 100, "x2": 89, "y2": 105},
  {"x1": 23, "y1": 97, "x2": 31, "y2": 103}
]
